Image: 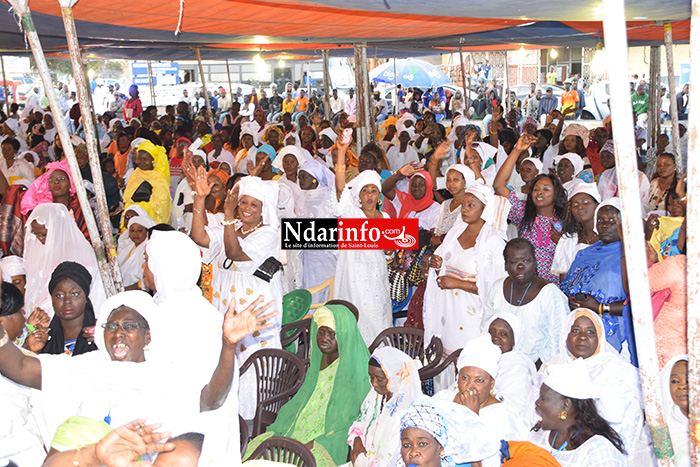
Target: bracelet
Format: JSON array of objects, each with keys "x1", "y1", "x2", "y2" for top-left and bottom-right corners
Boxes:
[
  {"x1": 191, "y1": 190, "x2": 199, "y2": 196},
  {"x1": 222, "y1": 219, "x2": 237, "y2": 226},
  {"x1": 194, "y1": 208, "x2": 205, "y2": 214},
  {"x1": 603, "y1": 303, "x2": 611, "y2": 314},
  {"x1": 598, "y1": 303, "x2": 603, "y2": 317}
]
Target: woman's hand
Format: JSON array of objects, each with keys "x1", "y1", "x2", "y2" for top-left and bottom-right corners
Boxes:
[
  {"x1": 397, "y1": 161, "x2": 424, "y2": 178},
  {"x1": 492, "y1": 105, "x2": 504, "y2": 122},
  {"x1": 645, "y1": 214, "x2": 660, "y2": 240},
  {"x1": 430, "y1": 140, "x2": 452, "y2": 165},
  {"x1": 82, "y1": 326, "x2": 96, "y2": 345},
  {"x1": 23, "y1": 324, "x2": 48, "y2": 353},
  {"x1": 436, "y1": 275, "x2": 462, "y2": 290},
  {"x1": 222, "y1": 295, "x2": 278, "y2": 346},
  {"x1": 550, "y1": 225, "x2": 562, "y2": 244},
  {"x1": 189, "y1": 165, "x2": 212, "y2": 199},
  {"x1": 454, "y1": 387, "x2": 481, "y2": 414},
  {"x1": 568, "y1": 293, "x2": 600, "y2": 311},
  {"x1": 351, "y1": 437, "x2": 368, "y2": 463},
  {"x1": 26, "y1": 307, "x2": 50, "y2": 328},
  {"x1": 248, "y1": 158, "x2": 265, "y2": 177},
  {"x1": 514, "y1": 134, "x2": 537, "y2": 154},
  {"x1": 223, "y1": 183, "x2": 239, "y2": 218},
  {"x1": 427, "y1": 254, "x2": 443, "y2": 270},
  {"x1": 94, "y1": 419, "x2": 175, "y2": 467}
]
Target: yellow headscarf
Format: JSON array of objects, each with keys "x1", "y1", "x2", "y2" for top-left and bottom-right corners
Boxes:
[
  {"x1": 137, "y1": 140, "x2": 171, "y2": 181},
  {"x1": 50, "y1": 416, "x2": 112, "y2": 452},
  {"x1": 313, "y1": 305, "x2": 336, "y2": 331}
]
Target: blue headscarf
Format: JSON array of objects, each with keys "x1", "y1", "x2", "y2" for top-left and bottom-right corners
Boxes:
[{"x1": 255, "y1": 144, "x2": 279, "y2": 173}]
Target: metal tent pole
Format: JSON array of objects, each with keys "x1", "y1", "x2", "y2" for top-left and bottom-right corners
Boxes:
[
  {"x1": 147, "y1": 60, "x2": 157, "y2": 108},
  {"x1": 0, "y1": 56, "x2": 10, "y2": 116},
  {"x1": 322, "y1": 49, "x2": 331, "y2": 120},
  {"x1": 648, "y1": 46, "x2": 661, "y2": 147},
  {"x1": 60, "y1": 6, "x2": 122, "y2": 294},
  {"x1": 354, "y1": 43, "x2": 371, "y2": 151},
  {"x1": 8, "y1": 2, "x2": 116, "y2": 297},
  {"x1": 195, "y1": 48, "x2": 217, "y2": 134},
  {"x1": 225, "y1": 58, "x2": 233, "y2": 95},
  {"x1": 602, "y1": 0, "x2": 676, "y2": 465},
  {"x1": 392, "y1": 58, "x2": 398, "y2": 115},
  {"x1": 459, "y1": 47, "x2": 470, "y2": 115},
  {"x1": 686, "y1": 1, "x2": 700, "y2": 462},
  {"x1": 504, "y1": 51, "x2": 510, "y2": 113},
  {"x1": 665, "y1": 23, "x2": 682, "y2": 171}
]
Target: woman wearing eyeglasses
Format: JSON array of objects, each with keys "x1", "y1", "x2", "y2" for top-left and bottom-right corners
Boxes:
[{"x1": 0, "y1": 290, "x2": 276, "y2": 464}]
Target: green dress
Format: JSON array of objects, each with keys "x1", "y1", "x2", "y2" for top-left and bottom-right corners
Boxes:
[{"x1": 244, "y1": 305, "x2": 371, "y2": 466}]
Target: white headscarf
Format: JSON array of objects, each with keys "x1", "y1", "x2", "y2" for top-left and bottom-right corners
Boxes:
[
  {"x1": 319, "y1": 127, "x2": 338, "y2": 144},
  {"x1": 116, "y1": 216, "x2": 155, "y2": 288},
  {"x1": 23, "y1": 203, "x2": 106, "y2": 316},
  {"x1": 1, "y1": 255, "x2": 25, "y2": 281},
  {"x1": 593, "y1": 197, "x2": 622, "y2": 234},
  {"x1": 568, "y1": 181, "x2": 601, "y2": 203},
  {"x1": 660, "y1": 354, "x2": 691, "y2": 467},
  {"x1": 18, "y1": 150, "x2": 39, "y2": 167},
  {"x1": 485, "y1": 312, "x2": 522, "y2": 351},
  {"x1": 299, "y1": 159, "x2": 335, "y2": 188},
  {"x1": 555, "y1": 152, "x2": 585, "y2": 177},
  {"x1": 238, "y1": 176, "x2": 280, "y2": 229},
  {"x1": 272, "y1": 146, "x2": 309, "y2": 172},
  {"x1": 543, "y1": 358, "x2": 599, "y2": 400},
  {"x1": 521, "y1": 157, "x2": 544, "y2": 174},
  {"x1": 241, "y1": 121, "x2": 260, "y2": 146},
  {"x1": 345, "y1": 170, "x2": 382, "y2": 207},
  {"x1": 445, "y1": 163, "x2": 476, "y2": 190},
  {"x1": 464, "y1": 182, "x2": 511, "y2": 236},
  {"x1": 284, "y1": 132, "x2": 301, "y2": 147},
  {"x1": 457, "y1": 334, "x2": 502, "y2": 379}
]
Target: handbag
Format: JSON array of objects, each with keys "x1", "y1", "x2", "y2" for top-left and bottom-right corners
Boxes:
[
  {"x1": 388, "y1": 268, "x2": 409, "y2": 303},
  {"x1": 131, "y1": 181, "x2": 153, "y2": 202},
  {"x1": 407, "y1": 245, "x2": 430, "y2": 286},
  {"x1": 253, "y1": 257, "x2": 284, "y2": 283}
]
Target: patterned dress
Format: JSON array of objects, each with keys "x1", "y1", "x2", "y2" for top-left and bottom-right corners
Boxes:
[{"x1": 508, "y1": 190, "x2": 561, "y2": 283}]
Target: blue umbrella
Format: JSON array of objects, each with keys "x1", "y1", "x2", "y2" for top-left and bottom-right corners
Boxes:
[{"x1": 369, "y1": 58, "x2": 450, "y2": 88}]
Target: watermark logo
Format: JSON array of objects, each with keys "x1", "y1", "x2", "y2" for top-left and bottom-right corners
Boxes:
[{"x1": 281, "y1": 218, "x2": 419, "y2": 250}]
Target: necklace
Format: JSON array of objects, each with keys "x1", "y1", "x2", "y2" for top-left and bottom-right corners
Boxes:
[
  {"x1": 239, "y1": 220, "x2": 263, "y2": 235},
  {"x1": 509, "y1": 278, "x2": 534, "y2": 314}
]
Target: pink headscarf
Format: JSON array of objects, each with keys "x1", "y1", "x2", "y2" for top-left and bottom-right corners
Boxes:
[{"x1": 20, "y1": 159, "x2": 77, "y2": 215}]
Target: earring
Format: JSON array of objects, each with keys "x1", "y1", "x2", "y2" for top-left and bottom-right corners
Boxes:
[
  {"x1": 558, "y1": 411, "x2": 568, "y2": 420},
  {"x1": 313, "y1": 178, "x2": 317, "y2": 183},
  {"x1": 490, "y1": 389, "x2": 497, "y2": 398},
  {"x1": 439, "y1": 450, "x2": 445, "y2": 460}
]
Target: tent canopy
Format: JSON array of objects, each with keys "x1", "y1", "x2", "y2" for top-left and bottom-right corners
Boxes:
[{"x1": 0, "y1": 0, "x2": 691, "y2": 59}]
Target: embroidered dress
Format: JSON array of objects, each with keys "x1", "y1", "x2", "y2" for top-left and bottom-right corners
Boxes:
[
  {"x1": 528, "y1": 431, "x2": 627, "y2": 466},
  {"x1": 507, "y1": 190, "x2": 561, "y2": 283}
]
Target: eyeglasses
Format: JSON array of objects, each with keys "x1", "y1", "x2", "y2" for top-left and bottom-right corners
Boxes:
[
  {"x1": 49, "y1": 176, "x2": 67, "y2": 183},
  {"x1": 102, "y1": 322, "x2": 149, "y2": 332}
]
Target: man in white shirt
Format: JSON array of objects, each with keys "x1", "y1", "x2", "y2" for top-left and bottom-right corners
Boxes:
[
  {"x1": 217, "y1": 88, "x2": 232, "y2": 121},
  {"x1": 373, "y1": 91, "x2": 388, "y2": 122},
  {"x1": 24, "y1": 87, "x2": 41, "y2": 113},
  {"x1": 328, "y1": 89, "x2": 344, "y2": 116},
  {"x1": 344, "y1": 88, "x2": 356, "y2": 116}
]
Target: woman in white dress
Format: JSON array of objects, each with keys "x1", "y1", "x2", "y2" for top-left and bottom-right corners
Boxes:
[
  {"x1": 660, "y1": 355, "x2": 691, "y2": 467},
  {"x1": 484, "y1": 312, "x2": 536, "y2": 415},
  {"x1": 423, "y1": 183, "x2": 509, "y2": 356},
  {"x1": 272, "y1": 145, "x2": 308, "y2": 203},
  {"x1": 529, "y1": 358, "x2": 627, "y2": 466},
  {"x1": 433, "y1": 334, "x2": 529, "y2": 467},
  {"x1": 481, "y1": 238, "x2": 569, "y2": 364},
  {"x1": 116, "y1": 215, "x2": 155, "y2": 290},
  {"x1": 333, "y1": 142, "x2": 392, "y2": 345},
  {"x1": 186, "y1": 160, "x2": 283, "y2": 419}
]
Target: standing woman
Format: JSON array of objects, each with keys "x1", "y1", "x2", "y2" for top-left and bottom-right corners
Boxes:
[
  {"x1": 550, "y1": 183, "x2": 601, "y2": 279},
  {"x1": 334, "y1": 142, "x2": 392, "y2": 345},
  {"x1": 494, "y1": 134, "x2": 568, "y2": 284},
  {"x1": 38, "y1": 262, "x2": 98, "y2": 357},
  {"x1": 123, "y1": 85, "x2": 143, "y2": 122},
  {"x1": 648, "y1": 153, "x2": 683, "y2": 213},
  {"x1": 423, "y1": 183, "x2": 509, "y2": 357}
]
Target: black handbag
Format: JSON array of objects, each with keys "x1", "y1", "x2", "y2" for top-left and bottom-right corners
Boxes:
[
  {"x1": 131, "y1": 181, "x2": 153, "y2": 202},
  {"x1": 253, "y1": 257, "x2": 284, "y2": 283}
]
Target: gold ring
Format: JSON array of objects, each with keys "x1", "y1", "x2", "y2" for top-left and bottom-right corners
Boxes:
[{"x1": 468, "y1": 389, "x2": 474, "y2": 395}]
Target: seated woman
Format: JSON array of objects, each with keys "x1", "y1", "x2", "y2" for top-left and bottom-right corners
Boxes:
[
  {"x1": 273, "y1": 145, "x2": 309, "y2": 202},
  {"x1": 646, "y1": 188, "x2": 686, "y2": 261},
  {"x1": 344, "y1": 347, "x2": 422, "y2": 467},
  {"x1": 23, "y1": 203, "x2": 106, "y2": 316},
  {"x1": 423, "y1": 183, "x2": 508, "y2": 357},
  {"x1": 247, "y1": 144, "x2": 280, "y2": 181},
  {"x1": 529, "y1": 359, "x2": 627, "y2": 466},
  {"x1": 531, "y1": 308, "x2": 646, "y2": 465},
  {"x1": 434, "y1": 334, "x2": 529, "y2": 467},
  {"x1": 0, "y1": 282, "x2": 50, "y2": 466},
  {"x1": 0, "y1": 290, "x2": 275, "y2": 459},
  {"x1": 123, "y1": 140, "x2": 171, "y2": 225},
  {"x1": 559, "y1": 198, "x2": 633, "y2": 358},
  {"x1": 550, "y1": 183, "x2": 601, "y2": 279},
  {"x1": 244, "y1": 305, "x2": 371, "y2": 467},
  {"x1": 20, "y1": 158, "x2": 90, "y2": 240},
  {"x1": 482, "y1": 238, "x2": 569, "y2": 364},
  {"x1": 32, "y1": 262, "x2": 100, "y2": 357},
  {"x1": 1, "y1": 256, "x2": 26, "y2": 295},
  {"x1": 117, "y1": 216, "x2": 156, "y2": 290},
  {"x1": 553, "y1": 153, "x2": 586, "y2": 194},
  {"x1": 382, "y1": 165, "x2": 440, "y2": 229},
  {"x1": 400, "y1": 396, "x2": 500, "y2": 467},
  {"x1": 661, "y1": 355, "x2": 690, "y2": 467},
  {"x1": 484, "y1": 313, "x2": 536, "y2": 414}
]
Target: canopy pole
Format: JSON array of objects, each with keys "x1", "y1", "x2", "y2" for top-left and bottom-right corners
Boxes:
[
  {"x1": 458, "y1": 47, "x2": 470, "y2": 116},
  {"x1": 648, "y1": 46, "x2": 661, "y2": 147},
  {"x1": 322, "y1": 49, "x2": 331, "y2": 120},
  {"x1": 147, "y1": 60, "x2": 156, "y2": 109},
  {"x1": 392, "y1": 58, "x2": 398, "y2": 115},
  {"x1": 665, "y1": 23, "x2": 682, "y2": 170},
  {"x1": 0, "y1": 56, "x2": 10, "y2": 116},
  {"x1": 307, "y1": 61, "x2": 311, "y2": 96},
  {"x1": 60, "y1": 6, "x2": 122, "y2": 295},
  {"x1": 354, "y1": 43, "x2": 371, "y2": 151},
  {"x1": 225, "y1": 58, "x2": 233, "y2": 95},
  {"x1": 686, "y1": 1, "x2": 700, "y2": 461},
  {"x1": 11, "y1": 6, "x2": 116, "y2": 297},
  {"x1": 195, "y1": 48, "x2": 217, "y2": 135},
  {"x1": 503, "y1": 51, "x2": 510, "y2": 113},
  {"x1": 602, "y1": 1, "x2": 675, "y2": 465}
]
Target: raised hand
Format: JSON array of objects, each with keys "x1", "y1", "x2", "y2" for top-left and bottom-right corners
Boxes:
[
  {"x1": 432, "y1": 139, "x2": 453, "y2": 163},
  {"x1": 398, "y1": 161, "x2": 424, "y2": 178},
  {"x1": 223, "y1": 183, "x2": 240, "y2": 218},
  {"x1": 94, "y1": 419, "x2": 175, "y2": 467},
  {"x1": 514, "y1": 134, "x2": 537, "y2": 153},
  {"x1": 222, "y1": 295, "x2": 279, "y2": 346},
  {"x1": 191, "y1": 165, "x2": 213, "y2": 198}
]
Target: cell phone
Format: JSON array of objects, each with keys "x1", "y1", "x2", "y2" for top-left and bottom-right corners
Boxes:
[
  {"x1": 574, "y1": 292, "x2": 588, "y2": 301},
  {"x1": 340, "y1": 128, "x2": 353, "y2": 145},
  {"x1": 550, "y1": 219, "x2": 563, "y2": 232}
]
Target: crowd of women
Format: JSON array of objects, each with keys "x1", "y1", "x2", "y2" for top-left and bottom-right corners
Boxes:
[{"x1": 0, "y1": 81, "x2": 690, "y2": 467}]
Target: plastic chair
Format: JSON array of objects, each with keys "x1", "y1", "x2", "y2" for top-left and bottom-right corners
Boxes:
[
  {"x1": 280, "y1": 318, "x2": 312, "y2": 365},
  {"x1": 282, "y1": 290, "x2": 312, "y2": 326},
  {"x1": 324, "y1": 299, "x2": 359, "y2": 323},
  {"x1": 368, "y1": 327, "x2": 443, "y2": 376},
  {"x1": 239, "y1": 415, "x2": 249, "y2": 457},
  {"x1": 305, "y1": 276, "x2": 335, "y2": 310},
  {"x1": 249, "y1": 436, "x2": 317, "y2": 467},
  {"x1": 239, "y1": 349, "x2": 306, "y2": 438},
  {"x1": 418, "y1": 348, "x2": 462, "y2": 382}
]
